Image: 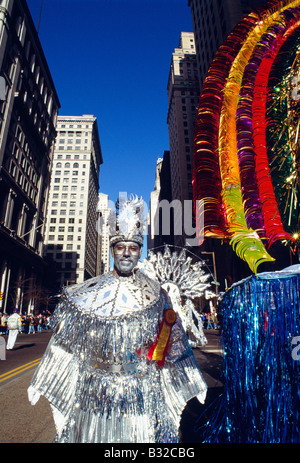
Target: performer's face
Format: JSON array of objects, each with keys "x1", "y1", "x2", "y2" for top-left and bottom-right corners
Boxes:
[{"x1": 112, "y1": 241, "x2": 141, "y2": 275}]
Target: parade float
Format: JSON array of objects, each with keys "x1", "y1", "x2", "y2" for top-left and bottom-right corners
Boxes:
[{"x1": 192, "y1": 0, "x2": 300, "y2": 442}]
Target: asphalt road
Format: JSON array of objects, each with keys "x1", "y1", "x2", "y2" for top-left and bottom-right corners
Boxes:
[
  {"x1": 0, "y1": 331, "x2": 56, "y2": 444},
  {"x1": 0, "y1": 329, "x2": 223, "y2": 444}
]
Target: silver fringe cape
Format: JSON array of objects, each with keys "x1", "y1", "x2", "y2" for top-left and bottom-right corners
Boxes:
[{"x1": 28, "y1": 270, "x2": 207, "y2": 443}]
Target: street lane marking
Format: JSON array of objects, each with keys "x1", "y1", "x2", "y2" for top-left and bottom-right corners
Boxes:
[
  {"x1": 200, "y1": 348, "x2": 223, "y2": 355},
  {"x1": 0, "y1": 358, "x2": 41, "y2": 382}
]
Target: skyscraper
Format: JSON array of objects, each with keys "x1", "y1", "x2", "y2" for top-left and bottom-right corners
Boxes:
[
  {"x1": 96, "y1": 193, "x2": 111, "y2": 274},
  {"x1": 0, "y1": 0, "x2": 60, "y2": 313},
  {"x1": 44, "y1": 115, "x2": 103, "y2": 289},
  {"x1": 188, "y1": 0, "x2": 270, "y2": 290},
  {"x1": 188, "y1": 0, "x2": 268, "y2": 89},
  {"x1": 148, "y1": 151, "x2": 174, "y2": 251},
  {"x1": 167, "y1": 32, "x2": 200, "y2": 247}
]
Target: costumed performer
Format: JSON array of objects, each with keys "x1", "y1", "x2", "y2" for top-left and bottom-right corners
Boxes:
[{"x1": 27, "y1": 195, "x2": 207, "y2": 443}]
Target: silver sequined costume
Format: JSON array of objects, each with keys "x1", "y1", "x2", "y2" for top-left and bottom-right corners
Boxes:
[{"x1": 28, "y1": 270, "x2": 207, "y2": 443}]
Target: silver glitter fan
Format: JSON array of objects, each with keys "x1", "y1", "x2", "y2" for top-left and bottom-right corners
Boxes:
[{"x1": 141, "y1": 246, "x2": 216, "y2": 347}]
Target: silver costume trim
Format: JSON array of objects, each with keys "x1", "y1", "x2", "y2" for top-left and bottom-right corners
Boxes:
[
  {"x1": 141, "y1": 246, "x2": 215, "y2": 347},
  {"x1": 29, "y1": 270, "x2": 207, "y2": 443}
]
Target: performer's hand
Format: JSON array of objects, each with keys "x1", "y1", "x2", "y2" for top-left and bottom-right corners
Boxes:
[{"x1": 27, "y1": 385, "x2": 41, "y2": 405}]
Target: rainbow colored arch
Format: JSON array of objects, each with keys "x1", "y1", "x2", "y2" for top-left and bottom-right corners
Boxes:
[{"x1": 193, "y1": 0, "x2": 300, "y2": 273}]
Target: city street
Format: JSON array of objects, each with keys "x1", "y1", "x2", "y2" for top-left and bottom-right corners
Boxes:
[
  {"x1": 0, "y1": 330, "x2": 56, "y2": 444},
  {"x1": 0, "y1": 329, "x2": 223, "y2": 444}
]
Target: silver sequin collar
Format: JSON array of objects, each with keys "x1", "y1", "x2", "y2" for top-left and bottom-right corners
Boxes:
[{"x1": 64, "y1": 270, "x2": 161, "y2": 319}]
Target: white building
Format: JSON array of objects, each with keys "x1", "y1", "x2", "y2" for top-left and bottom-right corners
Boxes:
[
  {"x1": 147, "y1": 158, "x2": 163, "y2": 251},
  {"x1": 44, "y1": 114, "x2": 103, "y2": 288},
  {"x1": 96, "y1": 192, "x2": 111, "y2": 274}
]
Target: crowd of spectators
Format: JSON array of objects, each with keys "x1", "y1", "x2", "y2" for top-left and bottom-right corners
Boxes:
[{"x1": 0, "y1": 311, "x2": 52, "y2": 335}]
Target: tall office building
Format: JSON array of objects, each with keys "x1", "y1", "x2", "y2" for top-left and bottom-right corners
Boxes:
[
  {"x1": 44, "y1": 115, "x2": 103, "y2": 288},
  {"x1": 148, "y1": 151, "x2": 174, "y2": 251},
  {"x1": 96, "y1": 192, "x2": 111, "y2": 274},
  {"x1": 148, "y1": 157, "x2": 163, "y2": 251},
  {"x1": 188, "y1": 0, "x2": 270, "y2": 290},
  {"x1": 188, "y1": 0, "x2": 268, "y2": 89},
  {"x1": 0, "y1": 0, "x2": 60, "y2": 313},
  {"x1": 167, "y1": 32, "x2": 200, "y2": 247}
]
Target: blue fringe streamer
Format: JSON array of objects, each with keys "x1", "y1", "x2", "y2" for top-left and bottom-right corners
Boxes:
[{"x1": 196, "y1": 266, "x2": 300, "y2": 443}]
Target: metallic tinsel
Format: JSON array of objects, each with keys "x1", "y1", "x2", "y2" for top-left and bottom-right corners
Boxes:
[
  {"x1": 196, "y1": 265, "x2": 300, "y2": 443},
  {"x1": 192, "y1": 1, "x2": 300, "y2": 272},
  {"x1": 29, "y1": 270, "x2": 207, "y2": 443}
]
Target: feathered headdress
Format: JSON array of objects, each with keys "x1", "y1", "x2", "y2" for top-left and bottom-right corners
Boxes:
[{"x1": 108, "y1": 194, "x2": 146, "y2": 247}]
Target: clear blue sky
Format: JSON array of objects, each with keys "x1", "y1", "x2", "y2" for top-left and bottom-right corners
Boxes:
[{"x1": 26, "y1": 0, "x2": 194, "y2": 209}]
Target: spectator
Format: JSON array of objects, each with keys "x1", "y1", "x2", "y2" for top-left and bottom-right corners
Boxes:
[
  {"x1": 28, "y1": 317, "x2": 35, "y2": 334},
  {"x1": 37, "y1": 315, "x2": 43, "y2": 332},
  {"x1": 0, "y1": 312, "x2": 7, "y2": 335},
  {"x1": 6, "y1": 309, "x2": 22, "y2": 350},
  {"x1": 206, "y1": 313, "x2": 214, "y2": 330}
]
